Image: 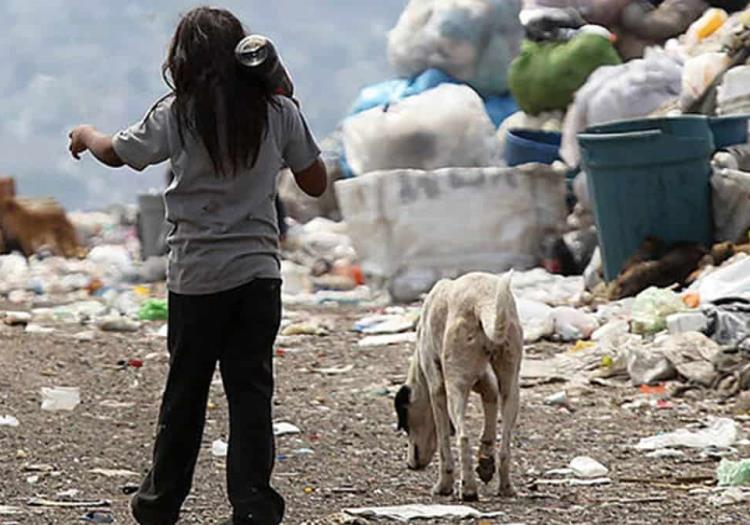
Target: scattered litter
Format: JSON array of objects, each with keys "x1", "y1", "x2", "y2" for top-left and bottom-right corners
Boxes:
[
  {"x1": 274, "y1": 422, "x2": 302, "y2": 436},
  {"x1": 81, "y1": 510, "x2": 114, "y2": 523},
  {"x1": 0, "y1": 415, "x2": 19, "y2": 427},
  {"x1": 636, "y1": 418, "x2": 741, "y2": 451},
  {"x1": 344, "y1": 504, "x2": 508, "y2": 522},
  {"x1": 358, "y1": 333, "x2": 417, "y2": 347},
  {"x1": 27, "y1": 498, "x2": 109, "y2": 508},
  {"x1": 156, "y1": 324, "x2": 168, "y2": 338},
  {"x1": 569, "y1": 456, "x2": 609, "y2": 479},
  {"x1": 313, "y1": 365, "x2": 354, "y2": 376},
  {"x1": 211, "y1": 439, "x2": 228, "y2": 458},
  {"x1": 532, "y1": 477, "x2": 612, "y2": 487},
  {"x1": 74, "y1": 331, "x2": 96, "y2": 342},
  {"x1": 25, "y1": 323, "x2": 56, "y2": 334},
  {"x1": 666, "y1": 311, "x2": 709, "y2": 335},
  {"x1": 4, "y1": 311, "x2": 31, "y2": 326},
  {"x1": 281, "y1": 322, "x2": 329, "y2": 337},
  {"x1": 0, "y1": 505, "x2": 21, "y2": 515},
  {"x1": 122, "y1": 482, "x2": 140, "y2": 495},
  {"x1": 24, "y1": 463, "x2": 55, "y2": 472},
  {"x1": 517, "y1": 299, "x2": 554, "y2": 343},
  {"x1": 709, "y1": 487, "x2": 750, "y2": 506},
  {"x1": 88, "y1": 468, "x2": 138, "y2": 478},
  {"x1": 57, "y1": 489, "x2": 79, "y2": 499},
  {"x1": 138, "y1": 299, "x2": 167, "y2": 321},
  {"x1": 97, "y1": 317, "x2": 141, "y2": 333},
  {"x1": 553, "y1": 307, "x2": 599, "y2": 341},
  {"x1": 591, "y1": 320, "x2": 630, "y2": 342},
  {"x1": 717, "y1": 459, "x2": 750, "y2": 487},
  {"x1": 544, "y1": 391, "x2": 568, "y2": 407},
  {"x1": 99, "y1": 400, "x2": 135, "y2": 409},
  {"x1": 645, "y1": 448, "x2": 686, "y2": 459},
  {"x1": 40, "y1": 387, "x2": 81, "y2": 412},
  {"x1": 354, "y1": 312, "x2": 418, "y2": 335}
]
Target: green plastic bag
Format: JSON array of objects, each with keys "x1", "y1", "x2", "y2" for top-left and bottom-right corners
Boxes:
[
  {"x1": 630, "y1": 287, "x2": 688, "y2": 335},
  {"x1": 508, "y1": 32, "x2": 621, "y2": 115},
  {"x1": 717, "y1": 459, "x2": 750, "y2": 487},
  {"x1": 138, "y1": 299, "x2": 168, "y2": 322}
]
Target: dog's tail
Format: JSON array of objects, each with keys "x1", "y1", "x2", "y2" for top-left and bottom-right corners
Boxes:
[{"x1": 479, "y1": 270, "x2": 517, "y2": 345}]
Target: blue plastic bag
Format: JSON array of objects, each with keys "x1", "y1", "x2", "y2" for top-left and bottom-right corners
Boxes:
[
  {"x1": 349, "y1": 69, "x2": 459, "y2": 116},
  {"x1": 484, "y1": 96, "x2": 518, "y2": 127}
]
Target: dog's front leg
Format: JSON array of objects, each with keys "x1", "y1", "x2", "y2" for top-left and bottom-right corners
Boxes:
[
  {"x1": 429, "y1": 385, "x2": 455, "y2": 497},
  {"x1": 447, "y1": 381, "x2": 478, "y2": 501}
]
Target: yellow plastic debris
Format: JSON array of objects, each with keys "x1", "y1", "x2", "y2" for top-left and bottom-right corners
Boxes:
[{"x1": 570, "y1": 340, "x2": 595, "y2": 353}]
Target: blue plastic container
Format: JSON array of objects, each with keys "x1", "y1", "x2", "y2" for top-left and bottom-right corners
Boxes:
[
  {"x1": 578, "y1": 116, "x2": 715, "y2": 281},
  {"x1": 709, "y1": 115, "x2": 750, "y2": 149},
  {"x1": 505, "y1": 129, "x2": 562, "y2": 167}
]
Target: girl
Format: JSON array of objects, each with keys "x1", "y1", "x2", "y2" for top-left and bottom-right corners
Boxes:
[{"x1": 69, "y1": 7, "x2": 326, "y2": 525}]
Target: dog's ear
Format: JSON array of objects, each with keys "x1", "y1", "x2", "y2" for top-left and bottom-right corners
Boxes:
[{"x1": 394, "y1": 385, "x2": 411, "y2": 433}]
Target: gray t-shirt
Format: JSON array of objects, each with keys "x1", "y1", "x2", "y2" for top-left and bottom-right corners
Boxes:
[{"x1": 113, "y1": 95, "x2": 320, "y2": 295}]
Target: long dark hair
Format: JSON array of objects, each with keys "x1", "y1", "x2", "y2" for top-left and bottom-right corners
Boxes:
[{"x1": 163, "y1": 7, "x2": 278, "y2": 176}]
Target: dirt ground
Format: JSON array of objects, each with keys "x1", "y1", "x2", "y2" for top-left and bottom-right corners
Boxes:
[{"x1": 1, "y1": 300, "x2": 749, "y2": 525}]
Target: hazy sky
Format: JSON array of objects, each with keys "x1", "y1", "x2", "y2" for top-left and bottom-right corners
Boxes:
[{"x1": 0, "y1": 1, "x2": 405, "y2": 209}]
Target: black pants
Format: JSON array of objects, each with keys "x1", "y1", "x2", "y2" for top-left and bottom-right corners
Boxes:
[{"x1": 132, "y1": 279, "x2": 285, "y2": 525}]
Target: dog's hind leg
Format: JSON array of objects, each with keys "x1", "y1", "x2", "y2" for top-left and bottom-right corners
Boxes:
[
  {"x1": 475, "y1": 368, "x2": 498, "y2": 485},
  {"x1": 494, "y1": 357, "x2": 520, "y2": 497},
  {"x1": 446, "y1": 380, "x2": 478, "y2": 502}
]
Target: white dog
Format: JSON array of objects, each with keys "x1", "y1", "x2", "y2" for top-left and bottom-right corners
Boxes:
[{"x1": 395, "y1": 272, "x2": 523, "y2": 501}]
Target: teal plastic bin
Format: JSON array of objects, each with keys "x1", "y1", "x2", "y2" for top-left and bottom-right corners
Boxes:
[{"x1": 579, "y1": 116, "x2": 715, "y2": 281}]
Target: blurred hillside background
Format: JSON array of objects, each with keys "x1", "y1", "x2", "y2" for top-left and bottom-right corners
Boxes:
[{"x1": 0, "y1": 0, "x2": 403, "y2": 209}]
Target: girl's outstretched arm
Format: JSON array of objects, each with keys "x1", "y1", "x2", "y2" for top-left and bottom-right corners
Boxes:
[{"x1": 69, "y1": 125, "x2": 124, "y2": 167}]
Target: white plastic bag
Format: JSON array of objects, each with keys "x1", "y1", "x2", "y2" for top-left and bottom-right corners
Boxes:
[
  {"x1": 552, "y1": 307, "x2": 599, "y2": 341},
  {"x1": 712, "y1": 167, "x2": 750, "y2": 243},
  {"x1": 694, "y1": 255, "x2": 750, "y2": 304},
  {"x1": 561, "y1": 52, "x2": 683, "y2": 167},
  {"x1": 343, "y1": 84, "x2": 501, "y2": 176},
  {"x1": 718, "y1": 65, "x2": 750, "y2": 116},
  {"x1": 636, "y1": 417, "x2": 740, "y2": 451},
  {"x1": 680, "y1": 52, "x2": 731, "y2": 111},
  {"x1": 517, "y1": 299, "x2": 555, "y2": 343},
  {"x1": 388, "y1": 0, "x2": 523, "y2": 96}
]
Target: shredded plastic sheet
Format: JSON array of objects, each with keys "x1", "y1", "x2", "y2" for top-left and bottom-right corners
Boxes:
[
  {"x1": 636, "y1": 417, "x2": 741, "y2": 451},
  {"x1": 345, "y1": 504, "x2": 517, "y2": 522}
]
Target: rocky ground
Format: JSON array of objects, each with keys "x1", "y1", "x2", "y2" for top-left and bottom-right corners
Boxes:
[{"x1": 1, "y1": 301, "x2": 749, "y2": 525}]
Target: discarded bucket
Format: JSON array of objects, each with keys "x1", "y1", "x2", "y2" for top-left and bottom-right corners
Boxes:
[
  {"x1": 709, "y1": 115, "x2": 750, "y2": 150},
  {"x1": 505, "y1": 129, "x2": 562, "y2": 167},
  {"x1": 578, "y1": 116, "x2": 714, "y2": 280}
]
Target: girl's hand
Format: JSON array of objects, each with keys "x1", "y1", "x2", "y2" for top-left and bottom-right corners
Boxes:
[{"x1": 69, "y1": 125, "x2": 94, "y2": 160}]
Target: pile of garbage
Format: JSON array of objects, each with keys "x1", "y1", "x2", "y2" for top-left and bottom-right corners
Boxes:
[
  {"x1": 290, "y1": 1, "x2": 750, "y2": 304},
  {"x1": 518, "y1": 252, "x2": 750, "y2": 399}
]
